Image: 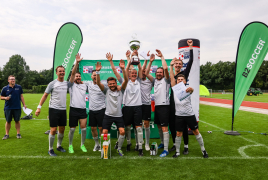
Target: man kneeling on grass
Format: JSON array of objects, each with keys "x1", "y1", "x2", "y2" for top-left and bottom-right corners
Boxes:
[
  {"x1": 95, "y1": 59, "x2": 129, "y2": 156},
  {"x1": 170, "y1": 60, "x2": 208, "y2": 158}
]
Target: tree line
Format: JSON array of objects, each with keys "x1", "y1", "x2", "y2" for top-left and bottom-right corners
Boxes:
[{"x1": 0, "y1": 54, "x2": 267, "y2": 90}]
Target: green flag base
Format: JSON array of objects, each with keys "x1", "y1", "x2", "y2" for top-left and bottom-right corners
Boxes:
[{"x1": 224, "y1": 130, "x2": 241, "y2": 136}]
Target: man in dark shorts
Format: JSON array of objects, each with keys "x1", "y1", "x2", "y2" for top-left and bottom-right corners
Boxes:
[
  {"x1": 1, "y1": 75, "x2": 26, "y2": 140},
  {"x1": 35, "y1": 65, "x2": 70, "y2": 156},
  {"x1": 145, "y1": 50, "x2": 171, "y2": 157},
  {"x1": 95, "y1": 58, "x2": 129, "y2": 156}
]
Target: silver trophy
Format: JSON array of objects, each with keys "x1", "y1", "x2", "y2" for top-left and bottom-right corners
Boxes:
[{"x1": 129, "y1": 34, "x2": 140, "y2": 65}]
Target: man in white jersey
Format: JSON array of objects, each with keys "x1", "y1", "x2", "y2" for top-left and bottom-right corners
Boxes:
[
  {"x1": 68, "y1": 53, "x2": 88, "y2": 153},
  {"x1": 35, "y1": 65, "x2": 70, "y2": 156},
  {"x1": 145, "y1": 49, "x2": 171, "y2": 157},
  {"x1": 95, "y1": 59, "x2": 129, "y2": 156},
  {"x1": 170, "y1": 62, "x2": 208, "y2": 158}
]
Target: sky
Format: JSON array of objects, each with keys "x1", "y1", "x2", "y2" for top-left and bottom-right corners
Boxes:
[{"x1": 1, "y1": 0, "x2": 268, "y2": 71}]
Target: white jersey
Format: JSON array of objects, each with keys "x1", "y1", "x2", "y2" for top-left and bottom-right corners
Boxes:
[
  {"x1": 124, "y1": 77, "x2": 142, "y2": 106},
  {"x1": 69, "y1": 82, "x2": 88, "y2": 109},
  {"x1": 173, "y1": 93, "x2": 194, "y2": 116},
  {"x1": 45, "y1": 79, "x2": 70, "y2": 110},
  {"x1": 103, "y1": 86, "x2": 124, "y2": 117},
  {"x1": 153, "y1": 77, "x2": 170, "y2": 106},
  {"x1": 87, "y1": 81, "x2": 106, "y2": 111},
  {"x1": 140, "y1": 78, "x2": 153, "y2": 105}
]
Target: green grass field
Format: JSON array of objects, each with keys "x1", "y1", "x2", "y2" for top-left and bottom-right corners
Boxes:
[
  {"x1": 208, "y1": 93, "x2": 268, "y2": 103},
  {"x1": 0, "y1": 94, "x2": 268, "y2": 179}
]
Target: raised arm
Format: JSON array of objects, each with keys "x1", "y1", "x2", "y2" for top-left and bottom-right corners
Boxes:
[
  {"x1": 156, "y1": 49, "x2": 169, "y2": 80},
  {"x1": 141, "y1": 51, "x2": 150, "y2": 70},
  {"x1": 126, "y1": 50, "x2": 131, "y2": 62},
  {"x1": 35, "y1": 92, "x2": 49, "y2": 117},
  {"x1": 120, "y1": 59, "x2": 128, "y2": 90},
  {"x1": 70, "y1": 53, "x2": 83, "y2": 83},
  {"x1": 183, "y1": 40, "x2": 193, "y2": 79},
  {"x1": 137, "y1": 63, "x2": 143, "y2": 79},
  {"x1": 95, "y1": 62, "x2": 105, "y2": 91},
  {"x1": 170, "y1": 59, "x2": 176, "y2": 87},
  {"x1": 106, "y1": 52, "x2": 121, "y2": 81},
  {"x1": 145, "y1": 54, "x2": 155, "y2": 82}
]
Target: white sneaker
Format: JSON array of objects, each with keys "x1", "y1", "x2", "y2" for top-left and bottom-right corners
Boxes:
[
  {"x1": 145, "y1": 144, "x2": 150, "y2": 151},
  {"x1": 93, "y1": 145, "x2": 100, "y2": 152}
]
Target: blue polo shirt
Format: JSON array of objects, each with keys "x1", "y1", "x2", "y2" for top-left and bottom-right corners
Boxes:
[{"x1": 1, "y1": 84, "x2": 23, "y2": 110}]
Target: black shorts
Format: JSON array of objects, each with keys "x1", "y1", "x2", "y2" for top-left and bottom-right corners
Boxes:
[
  {"x1": 88, "y1": 108, "x2": 105, "y2": 127},
  {"x1": 154, "y1": 105, "x2": 170, "y2": 126},
  {"x1": 4, "y1": 109, "x2": 21, "y2": 122},
  {"x1": 142, "y1": 105, "x2": 151, "y2": 121},
  {"x1": 102, "y1": 115, "x2": 125, "y2": 130},
  {"x1": 69, "y1": 107, "x2": 87, "y2": 127},
  {"x1": 49, "y1": 108, "x2": 67, "y2": 127},
  {"x1": 175, "y1": 115, "x2": 198, "y2": 132},
  {"x1": 123, "y1": 106, "x2": 142, "y2": 126}
]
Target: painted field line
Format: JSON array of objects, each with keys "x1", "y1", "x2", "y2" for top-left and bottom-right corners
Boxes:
[{"x1": 0, "y1": 155, "x2": 268, "y2": 160}]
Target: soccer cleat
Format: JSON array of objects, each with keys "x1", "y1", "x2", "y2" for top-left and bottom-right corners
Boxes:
[
  {"x1": 159, "y1": 150, "x2": 169, "y2": 157},
  {"x1": 117, "y1": 149, "x2": 124, "y2": 156},
  {"x1": 138, "y1": 149, "x2": 144, "y2": 156},
  {"x1": 172, "y1": 152, "x2": 180, "y2": 158},
  {"x1": 16, "y1": 134, "x2": 22, "y2": 139},
  {"x1": 202, "y1": 150, "x2": 209, "y2": 158},
  {"x1": 158, "y1": 143, "x2": 164, "y2": 149},
  {"x1": 57, "y1": 146, "x2": 66, "y2": 152},
  {"x1": 81, "y1": 145, "x2": 88, "y2": 152},
  {"x1": 114, "y1": 141, "x2": 118, "y2": 149},
  {"x1": 69, "y1": 145, "x2": 74, "y2": 153},
  {"x1": 145, "y1": 144, "x2": 150, "y2": 151},
  {"x1": 169, "y1": 145, "x2": 176, "y2": 152},
  {"x1": 126, "y1": 144, "x2": 131, "y2": 152},
  {"x1": 48, "y1": 149, "x2": 57, "y2": 156},
  {"x1": 93, "y1": 145, "x2": 100, "y2": 152},
  {"x1": 2, "y1": 135, "x2": 9, "y2": 140},
  {"x1": 183, "y1": 148, "x2": 189, "y2": 155},
  {"x1": 98, "y1": 145, "x2": 101, "y2": 152},
  {"x1": 135, "y1": 144, "x2": 139, "y2": 151}
]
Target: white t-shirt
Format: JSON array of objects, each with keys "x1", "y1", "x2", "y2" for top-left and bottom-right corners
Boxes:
[
  {"x1": 153, "y1": 77, "x2": 170, "y2": 106},
  {"x1": 69, "y1": 82, "x2": 88, "y2": 109},
  {"x1": 103, "y1": 87, "x2": 124, "y2": 117},
  {"x1": 45, "y1": 79, "x2": 70, "y2": 110},
  {"x1": 173, "y1": 93, "x2": 194, "y2": 116},
  {"x1": 124, "y1": 77, "x2": 142, "y2": 106},
  {"x1": 86, "y1": 81, "x2": 106, "y2": 111},
  {"x1": 140, "y1": 78, "x2": 153, "y2": 105}
]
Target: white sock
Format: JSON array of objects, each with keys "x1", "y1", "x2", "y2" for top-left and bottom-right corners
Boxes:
[
  {"x1": 137, "y1": 127, "x2": 143, "y2": 150},
  {"x1": 81, "y1": 128, "x2": 87, "y2": 146},
  {"x1": 134, "y1": 128, "x2": 138, "y2": 145},
  {"x1": 175, "y1": 136, "x2": 182, "y2": 154},
  {"x1": 118, "y1": 135, "x2": 125, "y2": 150},
  {"x1": 93, "y1": 136, "x2": 99, "y2": 146},
  {"x1": 184, "y1": 144, "x2": 188, "y2": 148},
  {"x1": 195, "y1": 133, "x2": 205, "y2": 151},
  {"x1": 145, "y1": 127, "x2": 150, "y2": 146},
  {"x1": 125, "y1": 126, "x2": 131, "y2": 145},
  {"x1": 163, "y1": 132, "x2": 169, "y2": 151},
  {"x1": 57, "y1": 133, "x2": 64, "y2": 147},
  {"x1": 49, "y1": 134, "x2": 55, "y2": 150},
  {"x1": 68, "y1": 128, "x2": 75, "y2": 146},
  {"x1": 158, "y1": 128, "x2": 163, "y2": 144}
]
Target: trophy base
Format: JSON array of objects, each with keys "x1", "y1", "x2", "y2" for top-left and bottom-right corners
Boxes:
[
  {"x1": 131, "y1": 61, "x2": 140, "y2": 65},
  {"x1": 131, "y1": 56, "x2": 140, "y2": 65}
]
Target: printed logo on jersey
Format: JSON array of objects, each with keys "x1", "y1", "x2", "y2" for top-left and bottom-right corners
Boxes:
[
  {"x1": 115, "y1": 66, "x2": 122, "y2": 73},
  {"x1": 83, "y1": 66, "x2": 93, "y2": 73},
  {"x1": 85, "y1": 94, "x2": 89, "y2": 101},
  {"x1": 150, "y1": 65, "x2": 158, "y2": 73}
]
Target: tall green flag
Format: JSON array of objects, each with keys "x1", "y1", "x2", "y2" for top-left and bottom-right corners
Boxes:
[
  {"x1": 53, "y1": 22, "x2": 83, "y2": 80},
  {"x1": 232, "y1": 22, "x2": 268, "y2": 126}
]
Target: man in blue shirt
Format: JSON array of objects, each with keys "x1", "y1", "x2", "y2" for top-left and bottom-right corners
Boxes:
[{"x1": 1, "y1": 75, "x2": 26, "y2": 140}]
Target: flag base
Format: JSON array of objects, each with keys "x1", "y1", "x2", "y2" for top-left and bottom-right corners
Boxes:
[{"x1": 224, "y1": 131, "x2": 241, "y2": 136}]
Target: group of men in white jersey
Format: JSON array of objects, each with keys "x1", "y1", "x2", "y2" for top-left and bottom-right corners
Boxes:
[{"x1": 35, "y1": 39, "x2": 208, "y2": 158}]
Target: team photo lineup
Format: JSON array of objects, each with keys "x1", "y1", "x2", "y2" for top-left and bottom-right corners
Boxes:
[{"x1": 1, "y1": 39, "x2": 208, "y2": 158}]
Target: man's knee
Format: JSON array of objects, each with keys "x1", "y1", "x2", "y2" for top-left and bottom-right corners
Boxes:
[
  {"x1": 91, "y1": 127, "x2": 97, "y2": 131},
  {"x1": 144, "y1": 121, "x2": 150, "y2": 128},
  {"x1": 119, "y1": 128, "x2": 125, "y2": 136},
  {"x1": 192, "y1": 129, "x2": 199, "y2": 135},
  {"x1": 102, "y1": 129, "x2": 108, "y2": 134},
  {"x1": 177, "y1": 131, "x2": 183, "y2": 137}
]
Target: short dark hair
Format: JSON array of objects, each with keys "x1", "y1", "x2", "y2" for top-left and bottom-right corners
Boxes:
[
  {"x1": 8, "y1": 75, "x2": 15, "y2": 80},
  {"x1": 56, "y1": 65, "x2": 65, "y2": 72},
  {"x1": 92, "y1": 70, "x2": 96, "y2": 74},
  {"x1": 75, "y1": 72, "x2": 81, "y2": 75},
  {"x1": 177, "y1": 74, "x2": 185, "y2": 80},
  {"x1": 107, "y1": 77, "x2": 117, "y2": 83},
  {"x1": 155, "y1": 67, "x2": 164, "y2": 76}
]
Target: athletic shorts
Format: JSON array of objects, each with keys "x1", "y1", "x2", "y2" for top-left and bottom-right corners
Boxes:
[
  {"x1": 88, "y1": 108, "x2": 105, "y2": 127},
  {"x1": 69, "y1": 107, "x2": 87, "y2": 127},
  {"x1": 142, "y1": 104, "x2": 151, "y2": 121},
  {"x1": 123, "y1": 106, "x2": 142, "y2": 126},
  {"x1": 49, "y1": 108, "x2": 67, "y2": 127},
  {"x1": 175, "y1": 115, "x2": 198, "y2": 132},
  {"x1": 102, "y1": 115, "x2": 125, "y2": 131},
  {"x1": 154, "y1": 105, "x2": 170, "y2": 126},
  {"x1": 4, "y1": 109, "x2": 21, "y2": 122}
]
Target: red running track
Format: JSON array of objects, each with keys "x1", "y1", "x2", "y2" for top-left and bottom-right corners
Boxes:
[{"x1": 200, "y1": 97, "x2": 268, "y2": 110}]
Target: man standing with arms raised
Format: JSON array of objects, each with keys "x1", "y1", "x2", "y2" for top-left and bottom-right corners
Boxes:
[
  {"x1": 95, "y1": 58, "x2": 129, "y2": 156},
  {"x1": 145, "y1": 50, "x2": 171, "y2": 157},
  {"x1": 68, "y1": 53, "x2": 88, "y2": 153},
  {"x1": 35, "y1": 65, "x2": 69, "y2": 156}
]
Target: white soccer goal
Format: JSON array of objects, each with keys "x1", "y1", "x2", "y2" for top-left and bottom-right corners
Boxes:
[{"x1": 208, "y1": 89, "x2": 212, "y2": 97}]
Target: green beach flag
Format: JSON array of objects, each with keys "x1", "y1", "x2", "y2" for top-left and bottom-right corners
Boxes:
[
  {"x1": 229, "y1": 22, "x2": 268, "y2": 134},
  {"x1": 53, "y1": 22, "x2": 83, "y2": 80}
]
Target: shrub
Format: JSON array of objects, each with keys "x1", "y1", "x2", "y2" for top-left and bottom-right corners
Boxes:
[{"x1": 32, "y1": 85, "x2": 48, "y2": 93}]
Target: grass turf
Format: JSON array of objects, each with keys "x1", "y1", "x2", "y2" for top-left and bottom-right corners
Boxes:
[
  {"x1": 207, "y1": 93, "x2": 268, "y2": 103},
  {"x1": 0, "y1": 94, "x2": 268, "y2": 179}
]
